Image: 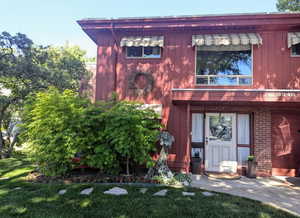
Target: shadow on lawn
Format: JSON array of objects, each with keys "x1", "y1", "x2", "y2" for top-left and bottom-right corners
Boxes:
[
  {"x1": 0, "y1": 184, "x2": 297, "y2": 218},
  {"x1": 0, "y1": 172, "x2": 32, "y2": 184},
  {"x1": 0, "y1": 157, "x2": 298, "y2": 218}
]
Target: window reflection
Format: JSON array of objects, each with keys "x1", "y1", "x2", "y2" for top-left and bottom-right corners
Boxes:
[
  {"x1": 196, "y1": 49, "x2": 252, "y2": 85},
  {"x1": 292, "y1": 43, "x2": 300, "y2": 56},
  {"x1": 209, "y1": 115, "x2": 232, "y2": 141}
]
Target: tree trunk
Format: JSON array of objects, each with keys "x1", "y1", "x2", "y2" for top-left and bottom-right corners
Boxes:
[
  {"x1": 0, "y1": 104, "x2": 10, "y2": 158},
  {"x1": 7, "y1": 134, "x2": 18, "y2": 158},
  {"x1": 126, "y1": 156, "x2": 130, "y2": 176},
  {"x1": 0, "y1": 117, "x2": 5, "y2": 158}
]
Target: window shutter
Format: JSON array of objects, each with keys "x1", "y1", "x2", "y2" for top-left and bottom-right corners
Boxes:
[{"x1": 192, "y1": 113, "x2": 203, "y2": 142}]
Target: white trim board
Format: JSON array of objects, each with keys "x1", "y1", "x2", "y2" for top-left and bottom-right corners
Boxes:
[{"x1": 172, "y1": 88, "x2": 300, "y2": 92}]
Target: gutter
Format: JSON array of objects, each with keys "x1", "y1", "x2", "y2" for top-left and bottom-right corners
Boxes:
[
  {"x1": 110, "y1": 21, "x2": 118, "y2": 92},
  {"x1": 172, "y1": 88, "x2": 300, "y2": 92},
  {"x1": 77, "y1": 13, "x2": 300, "y2": 31}
]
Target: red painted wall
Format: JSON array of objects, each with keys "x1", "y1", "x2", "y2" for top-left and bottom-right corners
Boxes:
[
  {"x1": 272, "y1": 112, "x2": 300, "y2": 177},
  {"x1": 96, "y1": 30, "x2": 300, "y2": 98},
  {"x1": 90, "y1": 14, "x2": 300, "y2": 172}
]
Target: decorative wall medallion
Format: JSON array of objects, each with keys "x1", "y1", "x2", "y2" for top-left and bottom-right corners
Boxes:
[{"x1": 128, "y1": 71, "x2": 154, "y2": 96}]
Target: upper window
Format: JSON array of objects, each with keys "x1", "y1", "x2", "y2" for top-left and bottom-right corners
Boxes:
[
  {"x1": 291, "y1": 43, "x2": 300, "y2": 56},
  {"x1": 196, "y1": 47, "x2": 252, "y2": 86},
  {"x1": 126, "y1": 46, "x2": 161, "y2": 58},
  {"x1": 121, "y1": 36, "x2": 164, "y2": 59},
  {"x1": 192, "y1": 33, "x2": 261, "y2": 86},
  {"x1": 288, "y1": 32, "x2": 300, "y2": 56}
]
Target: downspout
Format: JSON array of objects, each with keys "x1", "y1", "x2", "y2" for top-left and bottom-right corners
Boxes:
[{"x1": 110, "y1": 21, "x2": 118, "y2": 93}]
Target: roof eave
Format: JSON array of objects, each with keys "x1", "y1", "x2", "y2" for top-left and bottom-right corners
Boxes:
[
  {"x1": 77, "y1": 12, "x2": 300, "y2": 30},
  {"x1": 77, "y1": 13, "x2": 300, "y2": 44}
]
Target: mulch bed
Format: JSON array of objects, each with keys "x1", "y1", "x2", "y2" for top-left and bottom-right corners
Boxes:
[{"x1": 26, "y1": 169, "x2": 159, "y2": 184}]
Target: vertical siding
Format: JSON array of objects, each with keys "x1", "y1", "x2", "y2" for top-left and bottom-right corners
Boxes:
[
  {"x1": 257, "y1": 31, "x2": 300, "y2": 89},
  {"x1": 272, "y1": 112, "x2": 300, "y2": 176},
  {"x1": 95, "y1": 32, "x2": 116, "y2": 100},
  {"x1": 167, "y1": 104, "x2": 189, "y2": 171},
  {"x1": 94, "y1": 28, "x2": 300, "y2": 172},
  {"x1": 94, "y1": 29, "x2": 300, "y2": 97}
]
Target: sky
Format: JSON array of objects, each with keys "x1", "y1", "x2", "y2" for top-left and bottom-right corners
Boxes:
[{"x1": 0, "y1": 0, "x2": 277, "y2": 58}]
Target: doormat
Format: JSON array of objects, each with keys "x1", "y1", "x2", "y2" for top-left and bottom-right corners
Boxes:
[{"x1": 205, "y1": 172, "x2": 241, "y2": 180}]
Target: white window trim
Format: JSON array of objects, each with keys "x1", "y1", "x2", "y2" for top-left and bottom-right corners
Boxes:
[
  {"x1": 194, "y1": 45, "x2": 254, "y2": 86},
  {"x1": 125, "y1": 47, "x2": 161, "y2": 59}
]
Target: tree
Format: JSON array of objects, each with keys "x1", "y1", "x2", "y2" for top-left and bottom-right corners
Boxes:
[
  {"x1": 0, "y1": 31, "x2": 90, "y2": 157},
  {"x1": 276, "y1": 0, "x2": 300, "y2": 11}
]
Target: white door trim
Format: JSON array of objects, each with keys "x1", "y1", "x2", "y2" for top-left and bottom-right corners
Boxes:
[{"x1": 205, "y1": 113, "x2": 237, "y2": 173}]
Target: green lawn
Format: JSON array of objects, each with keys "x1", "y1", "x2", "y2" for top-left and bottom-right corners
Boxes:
[{"x1": 0, "y1": 157, "x2": 297, "y2": 218}]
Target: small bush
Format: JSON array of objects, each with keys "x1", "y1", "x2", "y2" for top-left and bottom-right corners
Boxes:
[
  {"x1": 248, "y1": 155, "x2": 255, "y2": 161},
  {"x1": 153, "y1": 173, "x2": 192, "y2": 186},
  {"x1": 174, "y1": 173, "x2": 192, "y2": 185}
]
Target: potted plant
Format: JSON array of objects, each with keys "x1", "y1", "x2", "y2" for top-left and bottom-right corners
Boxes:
[
  {"x1": 191, "y1": 148, "x2": 202, "y2": 174},
  {"x1": 247, "y1": 155, "x2": 257, "y2": 178}
]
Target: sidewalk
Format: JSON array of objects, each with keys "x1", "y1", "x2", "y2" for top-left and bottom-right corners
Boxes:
[{"x1": 191, "y1": 175, "x2": 300, "y2": 216}]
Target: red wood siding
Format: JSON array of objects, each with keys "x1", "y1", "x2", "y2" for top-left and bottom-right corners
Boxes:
[
  {"x1": 95, "y1": 33, "x2": 116, "y2": 100},
  {"x1": 167, "y1": 104, "x2": 189, "y2": 171},
  {"x1": 94, "y1": 29, "x2": 300, "y2": 173},
  {"x1": 81, "y1": 14, "x2": 300, "y2": 174},
  {"x1": 96, "y1": 30, "x2": 300, "y2": 102},
  {"x1": 272, "y1": 112, "x2": 300, "y2": 177}
]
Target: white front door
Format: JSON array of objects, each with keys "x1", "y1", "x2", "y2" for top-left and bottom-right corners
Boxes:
[{"x1": 205, "y1": 113, "x2": 237, "y2": 173}]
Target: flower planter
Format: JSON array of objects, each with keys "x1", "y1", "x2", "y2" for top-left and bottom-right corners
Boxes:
[
  {"x1": 191, "y1": 157, "x2": 202, "y2": 174},
  {"x1": 247, "y1": 160, "x2": 257, "y2": 178}
]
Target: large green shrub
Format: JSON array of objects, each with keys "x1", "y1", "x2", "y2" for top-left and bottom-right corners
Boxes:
[
  {"x1": 22, "y1": 88, "x2": 162, "y2": 176},
  {"x1": 101, "y1": 101, "x2": 161, "y2": 175},
  {"x1": 21, "y1": 88, "x2": 88, "y2": 176},
  {"x1": 74, "y1": 102, "x2": 119, "y2": 173}
]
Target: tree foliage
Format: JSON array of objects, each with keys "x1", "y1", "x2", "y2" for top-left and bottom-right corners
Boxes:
[
  {"x1": 100, "y1": 101, "x2": 161, "y2": 175},
  {"x1": 0, "y1": 31, "x2": 90, "y2": 157},
  {"x1": 22, "y1": 88, "x2": 88, "y2": 176},
  {"x1": 197, "y1": 50, "x2": 251, "y2": 76},
  {"x1": 21, "y1": 88, "x2": 162, "y2": 176},
  {"x1": 276, "y1": 0, "x2": 300, "y2": 11}
]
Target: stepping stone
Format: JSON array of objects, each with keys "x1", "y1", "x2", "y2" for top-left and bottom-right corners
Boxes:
[
  {"x1": 58, "y1": 189, "x2": 67, "y2": 195},
  {"x1": 80, "y1": 187, "x2": 94, "y2": 195},
  {"x1": 183, "y1": 181, "x2": 190, "y2": 186},
  {"x1": 0, "y1": 177, "x2": 9, "y2": 180},
  {"x1": 182, "y1": 191, "x2": 195, "y2": 196},
  {"x1": 104, "y1": 187, "x2": 128, "y2": 195},
  {"x1": 153, "y1": 189, "x2": 168, "y2": 196},
  {"x1": 140, "y1": 188, "x2": 148, "y2": 194},
  {"x1": 13, "y1": 187, "x2": 21, "y2": 190},
  {"x1": 202, "y1": 191, "x2": 215, "y2": 197}
]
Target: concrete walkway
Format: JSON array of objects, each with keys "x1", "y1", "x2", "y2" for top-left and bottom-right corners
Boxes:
[{"x1": 191, "y1": 175, "x2": 300, "y2": 216}]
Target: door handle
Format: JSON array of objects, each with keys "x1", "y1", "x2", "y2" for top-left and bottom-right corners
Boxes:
[{"x1": 205, "y1": 137, "x2": 208, "y2": 144}]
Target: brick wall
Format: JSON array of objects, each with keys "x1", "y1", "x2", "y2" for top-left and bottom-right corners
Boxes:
[{"x1": 254, "y1": 110, "x2": 272, "y2": 176}]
